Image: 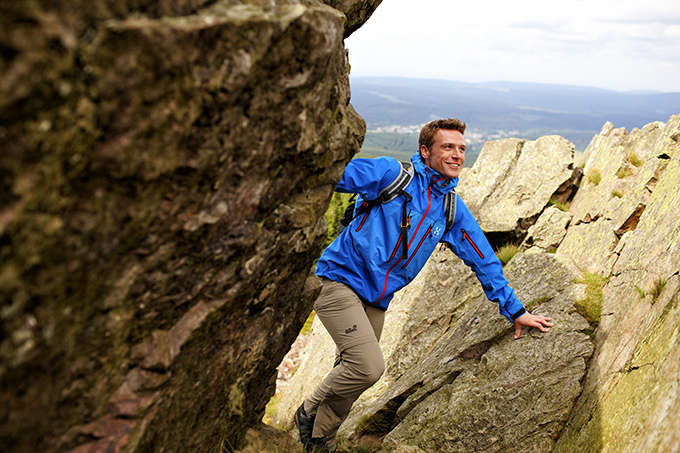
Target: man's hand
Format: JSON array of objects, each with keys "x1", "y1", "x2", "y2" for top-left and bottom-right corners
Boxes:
[{"x1": 513, "y1": 312, "x2": 554, "y2": 339}]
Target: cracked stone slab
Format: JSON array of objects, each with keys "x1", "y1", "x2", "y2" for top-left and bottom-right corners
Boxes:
[{"x1": 458, "y1": 136, "x2": 576, "y2": 237}]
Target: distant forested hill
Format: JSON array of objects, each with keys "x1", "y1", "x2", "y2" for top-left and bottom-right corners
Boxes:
[
  {"x1": 349, "y1": 76, "x2": 680, "y2": 152},
  {"x1": 358, "y1": 131, "x2": 482, "y2": 167}
]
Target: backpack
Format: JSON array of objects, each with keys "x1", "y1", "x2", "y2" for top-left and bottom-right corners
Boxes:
[{"x1": 336, "y1": 161, "x2": 457, "y2": 259}]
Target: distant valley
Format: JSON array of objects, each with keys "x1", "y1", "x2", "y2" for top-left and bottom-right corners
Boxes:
[{"x1": 349, "y1": 76, "x2": 680, "y2": 165}]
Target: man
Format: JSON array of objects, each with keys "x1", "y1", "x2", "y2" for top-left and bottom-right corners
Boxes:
[{"x1": 295, "y1": 118, "x2": 554, "y2": 452}]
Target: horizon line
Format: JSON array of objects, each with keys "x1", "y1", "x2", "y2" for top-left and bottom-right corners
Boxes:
[{"x1": 348, "y1": 74, "x2": 680, "y2": 95}]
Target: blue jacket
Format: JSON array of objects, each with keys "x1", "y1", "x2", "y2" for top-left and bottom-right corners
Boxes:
[{"x1": 315, "y1": 154, "x2": 526, "y2": 322}]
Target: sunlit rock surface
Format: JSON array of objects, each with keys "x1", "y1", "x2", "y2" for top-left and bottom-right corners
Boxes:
[{"x1": 457, "y1": 135, "x2": 579, "y2": 245}]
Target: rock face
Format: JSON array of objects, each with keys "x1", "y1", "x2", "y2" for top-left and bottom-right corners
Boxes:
[
  {"x1": 554, "y1": 116, "x2": 680, "y2": 452},
  {"x1": 0, "y1": 1, "x2": 380, "y2": 452},
  {"x1": 457, "y1": 135, "x2": 580, "y2": 246},
  {"x1": 276, "y1": 119, "x2": 680, "y2": 452}
]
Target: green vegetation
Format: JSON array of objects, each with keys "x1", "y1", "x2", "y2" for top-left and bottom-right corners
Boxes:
[
  {"x1": 575, "y1": 271, "x2": 607, "y2": 327},
  {"x1": 586, "y1": 168, "x2": 602, "y2": 185},
  {"x1": 323, "y1": 192, "x2": 353, "y2": 249},
  {"x1": 635, "y1": 278, "x2": 667, "y2": 304},
  {"x1": 354, "y1": 413, "x2": 392, "y2": 437},
  {"x1": 548, "y1": 197, "x2": 571, "y2": 212},
  {"x1": 336, "y1": 441, "x2": 381, "y2": 453},
  {"x1": 360, "y1": 132, "x2": 418, "y2": 162},
  {"x1": 526, "y1": 295, "x2": 551, "y2": 313},
  {"x1": 611, "y1": 189, "x2": 624, "y2": 198},
  {"x1": 626, "y1": 148, "x2": 644, "y2": 167},
  {"x1": 337, "y1": 414, "x2": 390, "y2": 452},
  {"x1": 616, "y1": 165, "x2": 634, "y2": 179},
  {"x1": 495, "y1": 243, "x2": 519, "y2": 266},
  {"x1": 650, "y1": 278, "x2": 668, "y2": 304}
]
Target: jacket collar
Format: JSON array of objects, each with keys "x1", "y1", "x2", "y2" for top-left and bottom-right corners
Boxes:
[{"x1": 410, "y1": 153, "x2": 458, "y2": 196}]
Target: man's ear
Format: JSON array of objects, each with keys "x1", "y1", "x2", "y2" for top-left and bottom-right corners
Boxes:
[{"x1": 419, "y1": 145, "x2": 429, "y2": 159}]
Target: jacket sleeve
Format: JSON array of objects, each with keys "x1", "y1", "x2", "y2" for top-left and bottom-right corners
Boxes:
[
  {"x1": 442, "y1": 196, "x2": 526, "y2": 322},
  {"x1": 335, "y1": 156, "x2": 402, "y2": 199}
]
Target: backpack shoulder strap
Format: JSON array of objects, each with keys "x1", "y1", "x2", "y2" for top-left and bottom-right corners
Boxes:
[
  {"x1": 337, "y1": 161, "x2": 415, "y2": 235},
  {"x1": 376, "y1": 161, "x2": 414, "y2": 203},
  {"x1": 444, "y1": 189, "x2": 457, "y2": 231}
]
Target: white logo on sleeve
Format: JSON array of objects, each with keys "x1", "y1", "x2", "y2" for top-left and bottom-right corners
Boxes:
[{"x1": 432, "y1": 226, "x2": 442, "y2": 238}]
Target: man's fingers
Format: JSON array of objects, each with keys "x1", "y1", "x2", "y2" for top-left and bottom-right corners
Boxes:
[
  {"x1": 531, "y1": 316, "x2": 554, "y2": 327},
  {"x1": 513, "y1": 313, "x2": 556, "y2": 339},
  {"x1": 539, "y1": 317, "x2": 555, "y2": 328}
]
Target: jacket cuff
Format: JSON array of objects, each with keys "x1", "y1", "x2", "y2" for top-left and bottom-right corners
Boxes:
[{"x1": 510, "y1": 307, "x2": 526, "y2": 321}]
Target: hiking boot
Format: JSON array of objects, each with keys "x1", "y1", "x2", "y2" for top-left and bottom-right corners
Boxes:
[{"x1": 295, "y1": 403, "x2": 314, "y2": 446}]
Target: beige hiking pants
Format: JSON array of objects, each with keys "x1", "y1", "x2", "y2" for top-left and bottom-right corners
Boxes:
[{"x1": 303, "y1": 278, "x2": 386, "y2": 441}]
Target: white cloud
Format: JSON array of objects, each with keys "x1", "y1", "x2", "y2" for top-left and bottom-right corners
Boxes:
[{"x1": 345, "y1": 0, "x2": 680, "y2": 92}]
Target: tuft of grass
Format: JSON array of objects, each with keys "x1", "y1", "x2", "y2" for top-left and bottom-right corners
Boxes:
[
  {"x1": 548, "y1": 197, "x2": 571, "y2": 212},
  {"x1": 616, "y1": 165, "x2": 634, "y2": 179},
  {"x1": 635, "y1": 286, "x2": 646, "y2": 299},
  {"x1": 611, "y1": 189, "x2": 624, "y2": 198},
  {"x1": 526, "y1": 296, "x2": 551, "y2": 313},
  {"x1": 354, "y1": 413, "x2": 392, "y2": 437},
  {"x1": 496, "y1": 243, "x2": 519, "y2": 266},
  {"x1": 627, "y1": 148, "x2": 644, "y2": 167},
  {"x1": 575, "y1": 271, "x2": 607, "y2": 327},
  {"x1": 586, "y1": 168, "x2": 602, "y2": 185},
  {"x1": 650, "y1": 278, "x2": 668, "y2": 304},
  {"x1": 336, "y1": 439, "x2": 382, "y2": 453}
]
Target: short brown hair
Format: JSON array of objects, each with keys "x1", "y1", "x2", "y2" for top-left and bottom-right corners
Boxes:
[{"x1": 418, "y1": 118, "x2": 467, "y2": 151}]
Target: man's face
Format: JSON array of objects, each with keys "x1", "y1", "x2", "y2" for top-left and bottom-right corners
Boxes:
[{"x1": 420, "y1": 129, "x2": 466, "y2": 179}]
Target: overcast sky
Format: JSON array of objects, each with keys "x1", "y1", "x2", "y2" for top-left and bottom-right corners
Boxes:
[{"x1": 345, "y1": 0, "x2": 680, "y2": 93}]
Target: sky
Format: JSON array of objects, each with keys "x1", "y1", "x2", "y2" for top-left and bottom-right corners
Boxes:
[{"x1": 345, "y1": 0, "x2": 680, "y2": 93}]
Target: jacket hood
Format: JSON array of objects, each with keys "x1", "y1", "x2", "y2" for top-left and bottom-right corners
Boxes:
[{"x1": 411, "y1": 153, "x2": 458, "y2": 196}]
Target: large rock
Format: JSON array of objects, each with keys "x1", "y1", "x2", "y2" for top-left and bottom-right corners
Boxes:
[
  {"x1": 376, "y1": 253, "x2": 593, "y2": 453},
  {"x1": 557, "y1": 119, "x2": 672, "y2": 274},
  {"x1": 322, "y1": 0, "x2": 384, "y2": 37},
  {"x1": 457, "y1": 135, "x2": 579, "y2": 245},
  {"x1": 554, "y1": 114, "x2": 680, "y2": 452},
  {"x1": 0, "y1": 1, "x2": 374, "y2": 452},
  {"x1": 520, "y1": 206, "x2": 573, "y2": 253}
]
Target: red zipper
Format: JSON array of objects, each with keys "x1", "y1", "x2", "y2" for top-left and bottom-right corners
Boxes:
[
  {"x1": 388, "y1": 235, "x2": 403, "y2": 262},
  {"x1": 378, "y1": 178, "x2": 439, "y2": 303},
  {"x1": 375, "y1": 257, "x2": 404, "y2": 304},
  {"x1": 461, "y1": 228, "x2": 484, "y2": 259},
  {"x1": 407, "y1": 178, "x2": 435, "y2": 245},
  {"x1": 401, "y1": 224, "x2": 433, "y2": 269}
]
